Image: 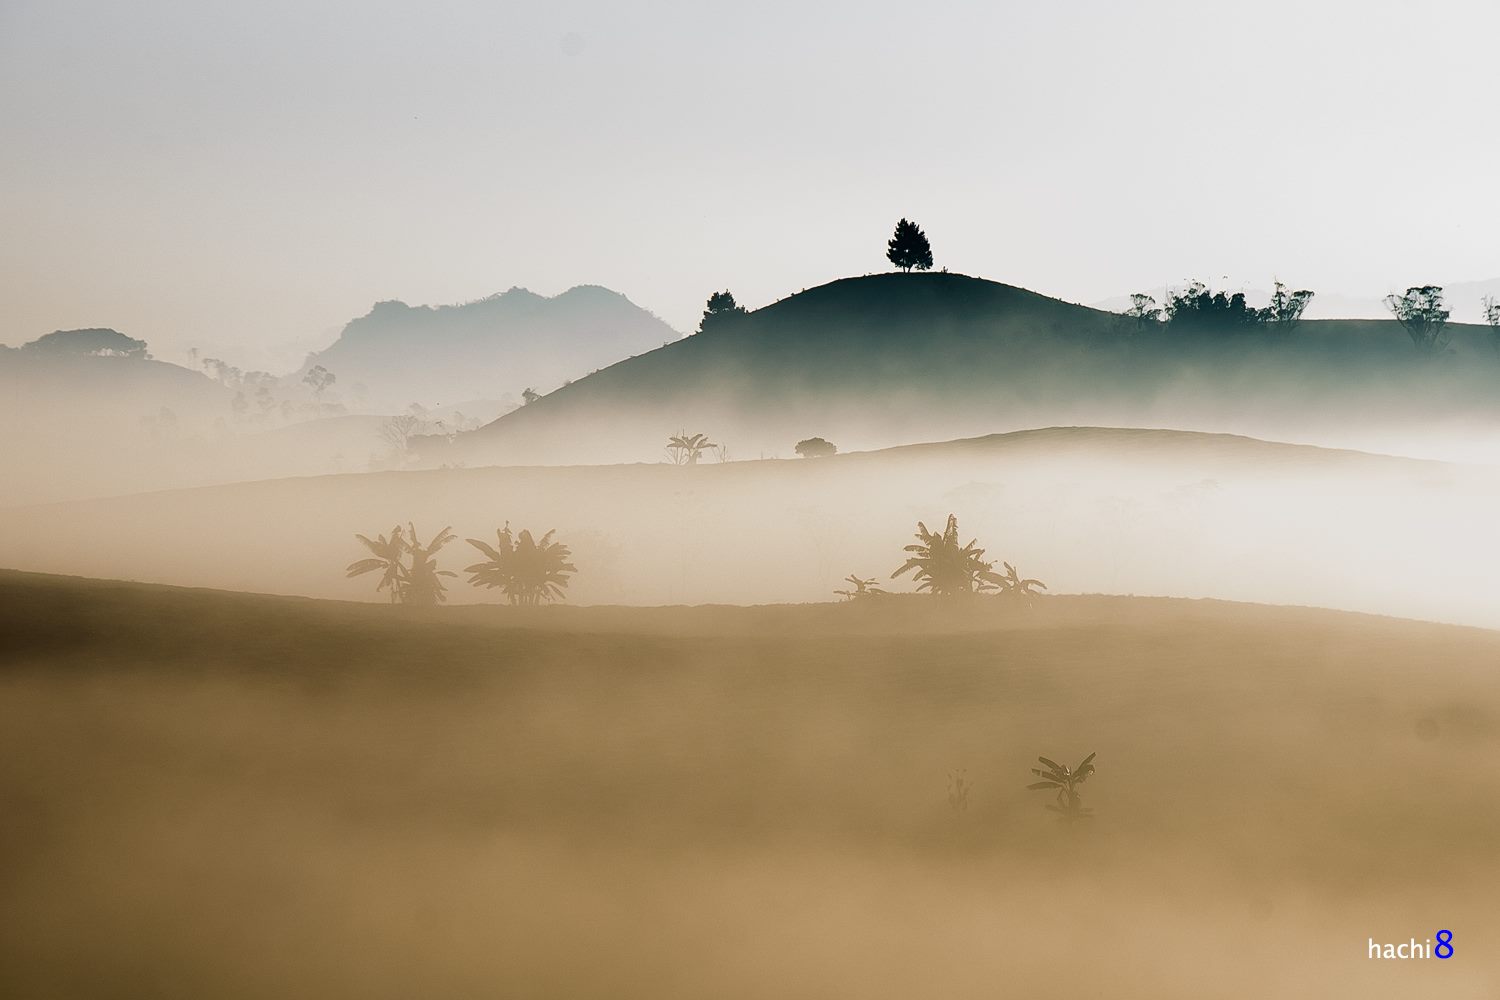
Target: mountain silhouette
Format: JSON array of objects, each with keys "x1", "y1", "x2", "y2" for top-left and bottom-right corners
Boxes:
[
  {"x1": 427, "y1": 272, "x2": 1499, "y2": 466},
  {"x1": 296, "y1": 285, "x2": 680, "y2": 409}
]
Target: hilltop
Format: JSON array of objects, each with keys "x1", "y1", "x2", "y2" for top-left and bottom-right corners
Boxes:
[
  {"x1": 296, "y1": 284, "x2": 680, "y2": 409},
  {"x1": 428, "y1": 272, "x2": 1500, "y2": 467}
]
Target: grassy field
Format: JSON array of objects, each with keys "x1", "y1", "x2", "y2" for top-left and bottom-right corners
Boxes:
[{"x1": 2, "y1": 570, "x2": 1497, "y2": 997}]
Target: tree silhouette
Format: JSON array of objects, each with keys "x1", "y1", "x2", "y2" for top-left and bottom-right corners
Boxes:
[
  {"x1": 1026, "y1": 752, "x2": 1096, "y2": 823},
  {"x1": 995, "y1": 562, "x2": 1047, "y2": 608},
  {"x1": 403, "y1": 524, "x2": 457, "y2": 605},
  {"x1": 1384, "y1": 286, "x2": 1451, "y2": 355},
  {"x1": 1265, "y1": 281, "x2": 1315, "y2": 336},
  {"x1": 891, "y1": 514, "x2": 1004, "y2": 596},
  {"x1": 521, "y1": 387, "x2": 540, "y2": 405},
  {"x1": 303, "y1": 365, "x2": 337, "y2": 398},
  {"x1": 1482, "y1": 295, "x2": 1500, "y2": 356},
  {"x1": 697, "y1": 290, "x2": 748, "y2": 335},
  {"x1": 465, "y1": 524, "x2": 577, "y2": 605},
  {"x1": 833, "y1": 574, "x2": 886, "y2": 601},
  {"x1": 1165, "y1": 282, "x2": 1264, "y2": 332},
  {"x1": 346, "y1": 525, "x2": 408, "y2": 603},
  {"x1": 1124, "y1": 293, "x2": 1162, "y2": 330},
  {"x1": 346, "y1": 523, "x2": 454, "y2": 604},
  {"x1": 794, "y1": 437, "x2": 837, "y2": 458},
  {"x1": 886, "y1": 218, "x2": 934, "y2": 272},
  {"x1": 667, "y1": 432, "x2": 717, "y2": 465}
]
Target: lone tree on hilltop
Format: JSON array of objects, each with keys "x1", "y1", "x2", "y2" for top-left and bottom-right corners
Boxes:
[
  {"x1": 697, "y1": 290, "x2": 748, "y2": 335},
  {"x1": 794, "y1": 437, "x2": 837, "y2": 458},
  {"x1": 1384, "y1": 286, "x2": 1451, "y2": 356},
  {"x1": 886, "y1": 218, "x2": 934, "y2": 272}
]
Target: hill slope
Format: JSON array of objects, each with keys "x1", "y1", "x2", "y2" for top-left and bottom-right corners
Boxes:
[
  {"x1": 430, "y1": 273, "x2": 1500, "y2": 467},
  {"x1": 1, "y1": 426, "x2": 1495, "y2": 627},
  {"x1": 2, "y1": 569, "x2": 1498, "y2": 998},
  {"x1": 297, "y1": 284, "x2": 680, "y2": 409}
]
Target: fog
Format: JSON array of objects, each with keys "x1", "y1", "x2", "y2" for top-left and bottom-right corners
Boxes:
[
  {"x1": 3, "y1": 579, "x2": 1497, "y2": 998},
  {"x1": 0, "y1": 427, "x2": 1494, "y2": 632}
]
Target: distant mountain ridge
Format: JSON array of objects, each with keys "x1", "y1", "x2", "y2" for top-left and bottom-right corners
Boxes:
[{"x1": 298, "y1": 284, "x2": 681, "y2": 408}]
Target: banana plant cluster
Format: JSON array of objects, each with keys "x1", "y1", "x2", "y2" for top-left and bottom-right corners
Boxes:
[
  {"x1": 347, "y1": 521, "x2": 576, "y2": 607},
  {"x1": 345, "y1": 523, "x2": 457, "y2": 606}
]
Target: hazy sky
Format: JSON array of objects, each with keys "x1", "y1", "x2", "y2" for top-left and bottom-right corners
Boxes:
[{"x1": 3, "y1": 0, "x2": 1498, "y2": 370}]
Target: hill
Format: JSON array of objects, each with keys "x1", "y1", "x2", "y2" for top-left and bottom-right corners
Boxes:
[
  {"x1": 296, "y1": 284, "x2": 680, "y2": 410},
  {"x1": 428, "y1": 273, "x2": 1500, "y2": 467},
  {"x1": 0, "y1": 334, "x2": 235, "y2": 504},
  {"x1": 2, "y1": 426, "x2": 1495, "y2": 628},
  {"x1": 2, "y1": 568, "x2": 1497, "y2": 998}
]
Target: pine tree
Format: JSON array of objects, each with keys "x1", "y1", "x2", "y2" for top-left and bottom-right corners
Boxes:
[{"x1": 885, "y1": 218, "x2": 934, "y2": 272}]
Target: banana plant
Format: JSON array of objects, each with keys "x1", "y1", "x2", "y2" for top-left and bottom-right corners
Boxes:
[
  {"x1": 997, "y1": 562, "x2": 1047, "y2": 608},
  {"x1": 346, "y1": 524, "x2": 407, "y2": 603},
  {"x1": 667, "y1": 432, "x2": 717, "y2": 465},
  {"x1": 1026, "y1": 752, "x2": 1096, "y2": 822},
  {"x1": 891, "y1": 514, "x2": 1005, "y2": 596}
]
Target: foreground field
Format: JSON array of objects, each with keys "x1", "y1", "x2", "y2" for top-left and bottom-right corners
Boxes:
[{"x1": 2, "y1": 571, "x2": 1497, "y2": 998}]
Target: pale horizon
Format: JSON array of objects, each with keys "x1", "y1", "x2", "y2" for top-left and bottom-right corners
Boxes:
[{"x1": 5, "y1": 0, "x2": 1500, "y2": 371}]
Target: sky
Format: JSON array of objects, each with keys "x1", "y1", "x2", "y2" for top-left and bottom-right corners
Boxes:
[{"x1": 3, "y1": 0, "x2": 1498, "y2": 371}]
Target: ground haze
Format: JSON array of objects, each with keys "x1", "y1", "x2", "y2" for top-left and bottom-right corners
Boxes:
[{"x1": 1, "y1": 571, "x2": 1495, "y2": 998}]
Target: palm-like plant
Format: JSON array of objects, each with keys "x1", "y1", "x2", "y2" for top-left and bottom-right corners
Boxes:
[
  {"x1": 667, "y1": 432, "x2": 717, "y2": 465},
  {"x1": 891, "y1": 514, "x2": 1004, "y2": 597},
  {"x1": 346, "y1": 524, "x2": 407, "y2": 603},
  {"x1": 833, "y1": 574, "x2": 886, "y2": 601},
  {"x1": 465, "y1": 523, "x2": 578, "y2": 606},
  {"x1": 1026, "y1": 752, "x2": 1097, "y2": 823},
  {"x1": 996, "y1": 562, "x2": 1047, "y2": 608},
  {"x1": 403, "y1": 524, "x2": 457, "y2": 605}
]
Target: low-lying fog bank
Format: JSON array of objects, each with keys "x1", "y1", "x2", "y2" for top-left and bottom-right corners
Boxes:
[{"x1": 0, "y1": 428, "x2": 1495, "y2": 628}]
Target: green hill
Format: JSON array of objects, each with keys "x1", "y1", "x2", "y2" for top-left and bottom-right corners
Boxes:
[{"x1": 427, "y1": 273, "x2": 1499, "y2": 467}]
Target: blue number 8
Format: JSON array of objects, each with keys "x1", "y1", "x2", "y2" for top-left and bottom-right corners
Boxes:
[{"x1": 1435, "y1": 929, "x2": 1454, "y2": 960}]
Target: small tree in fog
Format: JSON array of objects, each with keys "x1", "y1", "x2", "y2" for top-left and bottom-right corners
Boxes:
[
  {"x1": 995, "y1": 562, "x2": 1047, "y2": 609},
  {"x1": 1165, "y1": 282, "x2": 1264, "y2": 333},
  {"x1": 521, "y1": 387, "x2": 540, "y2": 405},
  {"x1": 380, "y1": 414, "x2": 423, "y2": 457},
  {"x1": 667, "y1": 432, "x2": 717, "y2": 465},
  {"x1": 403, "y1": 524, "x2": 457, "y2": 605},
  {"x1": 795, "y1": 437, "x2": 837, "y2": 458},
  {"x1": 1026, "y1": 752, "x2": 1096, "y2": 823},
  {"x1": 346, "y1": 525, "x2": 408, "y2": 603},
  {"x1": 1124, "y1": 293, "x2": 1162, "y2": 330},
  {"x1": 303, "y1": 364, "x2": 337, "y2": 398},
  {"x1": 886, "y1": 218, "x2": 934, "y2": 272},
  {"x1": 1483, "y1": 296, "x2": 1500, "y2": 356},
  {"x1": 833, "y1": 574, "x2": 886, "y2": 601},
  {"x1": 948, "y1": 768, "x2": 971, "y2": 816},
  {"x1": 1265, "y1": 281, "x2": 1315, "y2": 336},
  {"x1": 465, "y1": 524, "x2": 577, "y2": 606},
  {"x1": 697, "y1": 290, "x2": 748, "y2": 335},
  {"x1": 1384, "y1": 286, "x2": 1451, "y2": 355},
  {"x1": 345, "y1": 523, "x2": 454, "y2": 605},
  {"x1": 891, "y1": 514, "x2": 1004, "y2": 597}
]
